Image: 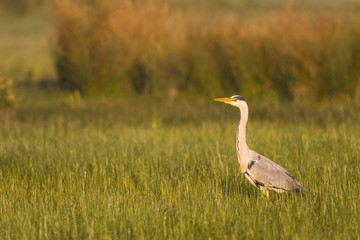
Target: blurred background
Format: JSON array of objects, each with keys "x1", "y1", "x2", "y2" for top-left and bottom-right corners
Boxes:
[{"x1": 1, "y1": 0, "x2": 360, "y2": 125}]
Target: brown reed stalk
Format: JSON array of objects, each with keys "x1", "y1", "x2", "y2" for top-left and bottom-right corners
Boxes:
[{"x1": 54, "y1": 0, "x2": 360, "y2": 100}]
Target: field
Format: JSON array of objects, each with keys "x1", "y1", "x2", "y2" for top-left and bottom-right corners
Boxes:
[
  {"x1": 1, "y1": 0, "x2": 360, "y2": 239},
  {"x1": 0, "y1": 88, "x2": 359, "y2": 239}
]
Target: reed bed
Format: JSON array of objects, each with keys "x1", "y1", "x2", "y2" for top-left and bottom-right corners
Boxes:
[{"x1": 54, "y1": 0, "x2": 360, "y2": 99}]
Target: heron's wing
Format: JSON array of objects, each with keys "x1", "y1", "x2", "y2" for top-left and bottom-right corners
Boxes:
[{"x1": 246, "y1": 151, "x2": 304, "y2": 193}]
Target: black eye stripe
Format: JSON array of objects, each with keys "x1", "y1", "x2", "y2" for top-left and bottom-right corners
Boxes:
[{"x1": 230, "y1": 95, "x2": 246, "y2": 101}]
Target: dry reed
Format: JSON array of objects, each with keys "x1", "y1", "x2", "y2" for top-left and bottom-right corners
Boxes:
[{"x1": 54, "y1": 0, "x2": 360, "y2": 99}]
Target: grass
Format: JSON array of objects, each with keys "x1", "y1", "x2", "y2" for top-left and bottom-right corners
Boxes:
[
  {"x1": 1, "y1": 1, "x2": 360, "y2": 238},
  {"x1": 0, "y1": 88, "x2": 359, "y2": 239}
]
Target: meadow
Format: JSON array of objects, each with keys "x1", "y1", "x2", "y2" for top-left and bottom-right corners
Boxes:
[
  {"x1": 1, "y1": 0, "x2": 360, "y2": 239},
  {"x1": 1, "y1": 88, "x2": 360, "y2": 239}
]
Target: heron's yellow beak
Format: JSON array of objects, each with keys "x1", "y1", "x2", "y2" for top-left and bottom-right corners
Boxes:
[{"x1": 213, "y1": 98, "x2": 236, "y2": 103}]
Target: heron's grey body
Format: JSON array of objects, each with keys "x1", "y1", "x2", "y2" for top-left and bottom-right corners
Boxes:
[
  {"x1": 244, "y1": 150, "x2": 304, "y2": 193},
  {"x1": 215, "y1": 95, "x2": 305, "y2": 195}
]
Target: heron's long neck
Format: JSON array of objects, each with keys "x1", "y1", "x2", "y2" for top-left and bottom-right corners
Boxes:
[{"x1": 236, "y1": 104, "x2": 251, "y2": 173}]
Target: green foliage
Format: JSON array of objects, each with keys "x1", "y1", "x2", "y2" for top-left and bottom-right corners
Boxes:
[
  {"x1": 0, "y1": 0, "x2": 48, "y2": 14},
  {"x1": 0, "y1": 77, "x2": 15, "y2": 108}
]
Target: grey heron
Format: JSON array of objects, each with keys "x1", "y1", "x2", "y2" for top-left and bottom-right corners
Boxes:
[{"x1": 214, "y1": 95, "x2": 305, "y2": 196}]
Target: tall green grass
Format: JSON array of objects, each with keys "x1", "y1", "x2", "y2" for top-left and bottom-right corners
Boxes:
[
  {"x1": 54, "y1": 0, "x2": 360, "y2": 99},
  {"x1": 1, "y1": 116, "x2": 359, "y2": 239},
  {"x1": 0, "y1": 87, "x2": 359, "y2": 239}
]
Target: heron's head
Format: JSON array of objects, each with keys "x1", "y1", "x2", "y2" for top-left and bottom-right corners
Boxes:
[{"x1": 213, "y1": 95, "x2": 246, "y2": 108}]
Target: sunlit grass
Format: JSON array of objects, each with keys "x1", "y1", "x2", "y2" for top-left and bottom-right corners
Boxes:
[
  {"x1": 1, "y1": 1, "x2": 360, "y2": 238},
  {"x1": 0, "y1": 91, "x2": 359, "y2": 239}
]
